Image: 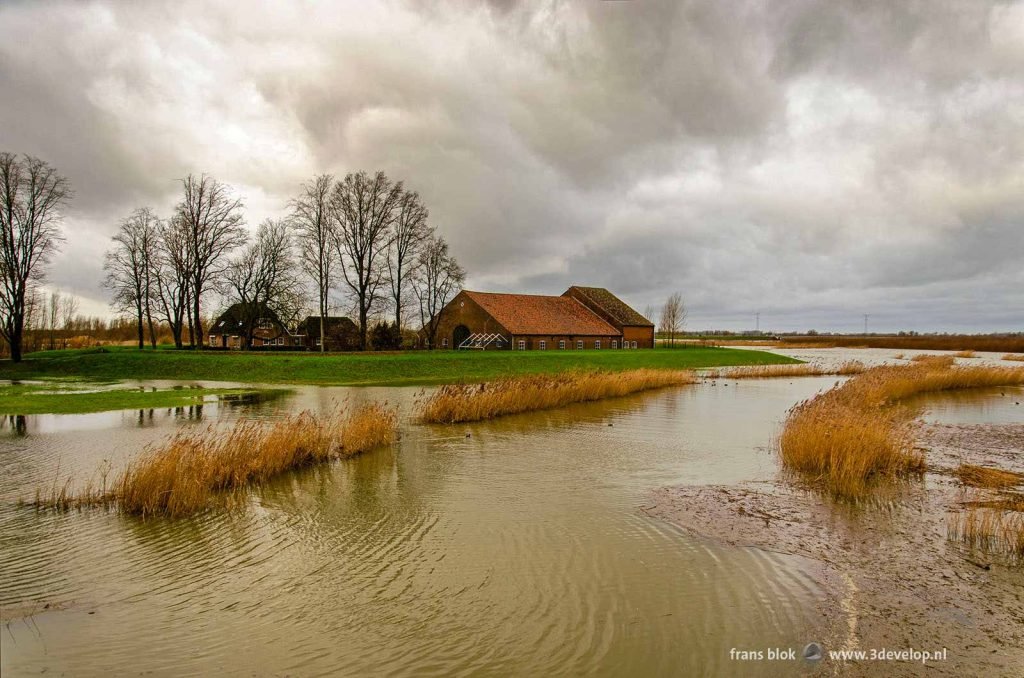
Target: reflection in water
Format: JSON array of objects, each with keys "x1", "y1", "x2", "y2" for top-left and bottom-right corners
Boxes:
[
  {"x1": 5, "y1": 373, "x2": 1001, "y2": 676},
  {"x1": 3, "y1": 414, "x2": 27, "y2": 436}
]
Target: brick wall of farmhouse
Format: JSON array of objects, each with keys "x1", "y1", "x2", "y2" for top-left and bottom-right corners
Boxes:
[
  {"x1": 434, "y1": 293, "x2": 513, "y2": 349},
  {"x1": 622, "y1": 326, "x2": 655, "y2": 348},
  {"x1": 512, "y1": 335, "x2": 621, "y2": 350}
]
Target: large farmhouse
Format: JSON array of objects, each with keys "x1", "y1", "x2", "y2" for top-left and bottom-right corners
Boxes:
[{"x1": 431, "y1": 286, "x2": 655, "y2": 350}]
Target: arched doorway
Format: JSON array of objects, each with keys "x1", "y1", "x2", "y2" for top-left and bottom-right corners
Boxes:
[{"x1": 453, "y1": 325, "x2": 470, "y2": 349}]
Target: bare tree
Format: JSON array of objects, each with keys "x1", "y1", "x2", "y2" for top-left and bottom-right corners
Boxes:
[
  {"x1": 413, "y1": 235, "x2": 465, "y2": 349},
  {"x1": 47, "y1": 289, "x2": 60, "y2": 350},
  {"x1": 659, "y1": 292, "x2": 686, "y2": 348},
  {"x1": 59, "y1": 293, "x2": 78, "y2": 349},
  {"x1": 225, "y1": 219, "x2": 299, "y2": 349},
  {"x1": 290, "y1": 174, "x2": 335, "y2": 352},
  {"x1": 0, "y1": 153, "x2": 71, "y2": 362},
  {"x1": 104, "y1": 207, "x2": 160, "y2": 349},
  {"x1": 154, "y1": 216, "x2": 192, "y2": 349},
  {"x1": 176, "y1": 174, "x2": 246, "y2": 349},
  {"x1": 387, "y1": 189, "x2": 431, "y2": 334},
  {"x1": 331, "y1": 171, "x2": 403, "y2": 350}
]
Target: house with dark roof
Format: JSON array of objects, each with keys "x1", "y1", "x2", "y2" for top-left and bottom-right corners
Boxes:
[
  {"x1": 208, "y1": 302, "x2": 303, "y2": 350},
  {"x1": 429, "y1": 287, "x2": 654, "y2": 350},
  {"x1": 296, "y1": 315, "x2": 359, "y2": 351}
]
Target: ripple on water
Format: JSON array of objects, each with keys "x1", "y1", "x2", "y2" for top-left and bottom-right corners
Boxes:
[{"x1": 2, "y1": 381, "x2": 837, "y2": 676}]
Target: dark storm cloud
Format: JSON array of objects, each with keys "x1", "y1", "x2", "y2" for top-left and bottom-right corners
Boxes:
[{"x1": 0, "y1": 0, "x2": 1021, "y2": 330}]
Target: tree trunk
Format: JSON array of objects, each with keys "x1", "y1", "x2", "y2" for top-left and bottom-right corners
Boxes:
[
  {"x1": 136, "y1": 300, "x2": 144, "y2": 349},
  {"x1": 317, "y1": 292, "x2": 325, "y2": 352},
  {"x1": 9, "y1": 340, "x2": 22, "y2": 362},
  {"x1": 192, "y1": 292, "x2": 203, "y2": 350},
  {"x1": 358, "y1": 306, "x2": 368, "y2": 351},
  {"x1": 146, "y1": 306, "x2": 157, "y2": 348},
  {"x1": 8, "y1": 311, "x2": 23, "y2": 366}
]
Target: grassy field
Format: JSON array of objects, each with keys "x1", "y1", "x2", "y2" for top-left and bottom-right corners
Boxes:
[
  {"x1": 0, "y1": 345, "x2": 798, "y2": 387},
  {"x1": 0, "y1": 382, "x2": 285, "y2": 415}
]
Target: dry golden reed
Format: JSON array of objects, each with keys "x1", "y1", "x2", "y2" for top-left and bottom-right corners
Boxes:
[
  {"x1": 779, "y1": 358, "x2": 1024, "y2": 499},
  {"x1": 953, "y1": 350, "x2": 977, "y2": 358},
  {"x1": 948, "y1": 505, "x2": 1024, "y2": 561},
  {"x1": 418, "y1": 369, "x2": 695, "y2": 424},
  {"x1": 704, "y1": 361, "x2": 866, "y2": 379},
  {"x1": 36, "y1": 404, "x2": 397, "y2": 518},
  {"x1": 953, "y1": 465, "x2": 1024, "y2": 490},
  {"x1": 1003, "y1": 354, "x2": 1024, "y2": 362}
]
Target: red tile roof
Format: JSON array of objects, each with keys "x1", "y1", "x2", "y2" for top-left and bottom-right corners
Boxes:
[
  {"x1": 462, "y1": 291, "x2": 619, "y2": 336},
  {"x1": 564, "y1": 286, "x2": 654, "y2": 327}
]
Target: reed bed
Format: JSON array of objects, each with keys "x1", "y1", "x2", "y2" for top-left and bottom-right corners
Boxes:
[
  {"x1": 704, "y1": 361, "x2": 866, "y2": 380},
  {"x1": 779, "y1": 358, "x2": 1024, "y2": 499},
  {"x1": 1003, "y1": 354, "x2": 1024, "y2": 362},
  {"x1": 35, "y1": 403, "x2": 397, "y2": 517},
  {"x1": 953, "y1": 465, "x2": 1024, "y2": 490},
  {"x1": 948, "y1": 505, "x2": 1024, "y2": 562},
  {"x1": 953, "y1": 350, "x2": 977, "y2": 358},
  {"x1": 417, "y1": 369, "x2": 695, "y2": 424}
]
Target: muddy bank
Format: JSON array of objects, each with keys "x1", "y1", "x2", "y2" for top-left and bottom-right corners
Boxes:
[{"x1": 645, "y1": 422, "x2": 1024, "y2": 677}]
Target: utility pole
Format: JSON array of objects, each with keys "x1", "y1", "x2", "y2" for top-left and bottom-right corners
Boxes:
[
  {"x1": 755, "y1": 312, "x2": 760, "y2": 333},
  {"x1": 863, "y1": 314, "x2": 869, "y2": 335}
]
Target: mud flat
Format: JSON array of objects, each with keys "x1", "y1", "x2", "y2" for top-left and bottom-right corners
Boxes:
[{"x1": 646, "y1": 421, "x2": 1024, "y2": 677}]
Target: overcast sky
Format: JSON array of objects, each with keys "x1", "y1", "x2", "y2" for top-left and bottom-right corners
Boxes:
[{"x1": 2, "y1": 0, "x2": 1022, "y2": 333}]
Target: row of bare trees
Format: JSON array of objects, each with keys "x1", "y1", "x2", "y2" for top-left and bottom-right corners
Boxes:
[
  {"x1": 105, "y1": 175, "x2": 247, "y2": 350},
  {"x1": 1, "y1": 153, "x2": 72, "y2": 362},
  {"x1": 104, "y1": 170, "x2": 465, "y2": 351},
  {"x1": 290, "y1": 171, "x2": 464, "y2": 350},
  {"x1": 1, "y1": 151, "x2": 465, "y2": 359}
]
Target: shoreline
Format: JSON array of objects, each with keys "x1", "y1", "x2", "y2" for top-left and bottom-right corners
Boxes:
[{"x1": 643, "y1": 421, "x2": 1024, "y2": 677}]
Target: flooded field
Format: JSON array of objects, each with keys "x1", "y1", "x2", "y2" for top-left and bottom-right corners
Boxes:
[{"x1": 1, "y1": 349, "x2": 1021, "y2": 676}]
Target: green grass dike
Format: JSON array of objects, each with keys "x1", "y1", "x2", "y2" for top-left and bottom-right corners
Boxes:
[
  {"x1": 0, "y1": 381, "x2": 287, "y2": 416},
  {"x1": 0, "y1": 345, "x2": 798, "y2": 390}
]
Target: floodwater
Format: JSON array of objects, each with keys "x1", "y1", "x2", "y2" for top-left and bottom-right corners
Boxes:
[{"x1": 1, "y1": 350, "x2": 1019, "y2": 676}]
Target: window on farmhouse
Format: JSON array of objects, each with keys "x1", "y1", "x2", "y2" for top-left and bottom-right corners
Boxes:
[
  {"x1": 518, "y1": 340, "x2": 526, "y2": 350},
  {"x1": 559, "y1": 340, "x2": 566, "y2": 349},
  {"x1": 631, "y1": 341, "x2": 637, "y2": 349},
  {"x1": 576, "y1": 340, "x2": 583, "y2": 350},
  {"x1": 540, "y1": 340, "x2": 546, "y2": 350},
  {"x1": 595, "y1": 340, "x2": 601, "y2": 349},
  {"x1": 611, "y1": 340, "x2": 617, "y2": 349}
]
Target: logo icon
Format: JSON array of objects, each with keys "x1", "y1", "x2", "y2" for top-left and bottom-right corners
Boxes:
[{"x1": 802, "y1": 642, "x2": 823, "y2": 663}]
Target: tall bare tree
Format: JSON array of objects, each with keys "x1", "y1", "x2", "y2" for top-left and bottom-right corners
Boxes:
[
  {"x1": 331, "y1": 171, "x2": 403, "y2": 350},
  {"x1": 59, "y1": 292, "x2": 78, "y2": 349},
  {"x1": 176, "y1": 174, "x2": 246, "y2": 349},
  {"x1": 225, "y1": 219, "x2": 299, "y2": 350},
  {"x1": 104, "y1": 207, "x2": 160, "y2": 349},
  {"x1": 290, "y1": 174, "x2": 335, "y2": 352},
  {"x1": 413, "y1": 235, "x2": 464, "y2": 349},
  {"x1": 0, "y1": 153, "x2": 71, "y2": 362},
  {"x1": 387, "y1": 189, "x2": 431, "y2": 334},
  {"x1": 154, "y1": 215, "x2": 192, "y2": 349},
  {"x1": 659, "y1": 292, "x2": 686, "y2": 348}
]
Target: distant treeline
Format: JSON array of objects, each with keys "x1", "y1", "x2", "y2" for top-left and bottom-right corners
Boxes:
[{"x1": 776, "y1": 334, "x2": 1024, "y2": 353}]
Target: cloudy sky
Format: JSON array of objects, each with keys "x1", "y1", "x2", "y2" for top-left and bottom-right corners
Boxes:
[{"x1": 2, "y1": 0, "x2": 1022, "y2": 333}]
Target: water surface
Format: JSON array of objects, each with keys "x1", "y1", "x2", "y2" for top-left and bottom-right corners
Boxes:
[{"x1": 4, "y1": 356, "x2": 1012, "y2": 676}]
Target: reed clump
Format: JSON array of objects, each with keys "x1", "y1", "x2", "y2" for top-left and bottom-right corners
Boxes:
[
  {"x1": 418, "y1": 369, "x2": 695, "y2": 424},
  {"x1": 704, "y1": 361, "x2": 866, "y2": 379},
  {"x1": 779, "y1": 358, "x2": 1024, "y2": 499},
  {"x1": 954, "y1": 350, "x2": 977, "y2": 358},
  {"x1": 948, "y1": 504, "x2": 1024, "y2": 562},
  {"x1": 1003, "y1": 354, "x2": 1024, "y2": 362},
  {"x1": 35, "y1": 404, "x2": 397, "y2": 518},
  {"x1": 954, "y1": 465, "x2": 1024, "y2": 490}
]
